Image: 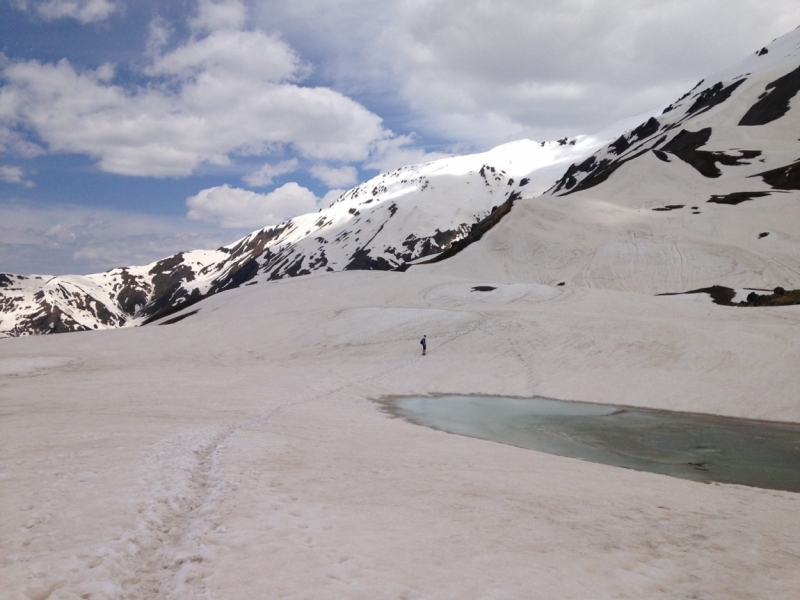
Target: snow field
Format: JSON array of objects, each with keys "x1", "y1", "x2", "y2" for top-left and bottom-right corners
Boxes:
[{"x1": 1, "y1": 269, "x2": 799, "y2": 598}]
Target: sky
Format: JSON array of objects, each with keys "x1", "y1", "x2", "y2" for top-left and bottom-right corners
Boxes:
[{"x1": 1, "y1": 0, "x2": 799, "y2": 275}]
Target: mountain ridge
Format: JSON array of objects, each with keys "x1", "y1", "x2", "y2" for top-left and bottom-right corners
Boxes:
[
  {"x1": 1, "y1": 136, "x2": 607, "y2": 337},
  {"x1": 3, "y1": 27, "x2": 800, "y2": 337}
]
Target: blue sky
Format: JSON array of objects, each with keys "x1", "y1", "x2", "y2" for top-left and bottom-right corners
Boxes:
[{"x1": 2, "y1": 0, "x2": 800, "y2": 275}]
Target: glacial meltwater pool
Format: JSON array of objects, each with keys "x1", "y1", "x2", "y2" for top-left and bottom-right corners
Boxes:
[{"x1": 383, "y1": 395, "x2": 800, "y2": 492}]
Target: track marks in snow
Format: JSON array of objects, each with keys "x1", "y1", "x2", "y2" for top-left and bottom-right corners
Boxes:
[{"x1": 115, "y1": 315, "x2": 487, "y2": 599}]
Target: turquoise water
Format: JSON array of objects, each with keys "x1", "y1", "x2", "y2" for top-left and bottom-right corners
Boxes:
[{"x1": 385, "y1": 395, "x2": 800, "y2": 492}]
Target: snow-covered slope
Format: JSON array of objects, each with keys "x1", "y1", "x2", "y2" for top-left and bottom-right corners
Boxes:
[
  {"x1": 0, "y1": 136, "x2": 610, "y2": 337},
  {"x1": 552, "y1": 31, "x2": 800, "y2": 198},
  {"x1": 425, "y1": 28, "x2": 800, "y2": 295}
]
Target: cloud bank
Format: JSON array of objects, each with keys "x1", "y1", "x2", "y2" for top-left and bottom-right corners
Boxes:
[
  {"x1": 0, "y1": 2, "x2": 387, "y2": 178},
  {"x1": 0, "y1": 201, "x2": 242, "y2": 275},
  {"x1": 256, "y1": 0, "x2": 800, "y2": 145},
  {"x1": 12, "y1": 0, "x2": 118, "y2": 23},
  {"x1": 186, "y1": 182, "x2": 321, "y2": 228}
]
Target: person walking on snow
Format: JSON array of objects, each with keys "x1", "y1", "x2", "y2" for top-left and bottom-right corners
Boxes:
[{"x1": 420, "y1": 334, "x2": 427, "y2": 355}]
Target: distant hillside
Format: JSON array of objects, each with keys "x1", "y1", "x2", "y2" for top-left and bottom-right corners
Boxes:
[{"x1": 1, "y1": 136, "x2": 603, "y2": 337}]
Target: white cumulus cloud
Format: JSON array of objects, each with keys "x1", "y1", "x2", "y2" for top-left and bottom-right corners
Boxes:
[
  {"x1": 0, "y1": 165, "x2": 34, "y2": 187},
  {"x1": 364, "y1": 134, "x2": 453, "y2": 172},
  {"x1": 13, "y1": 0, "x2": 118, "y2": 23},
  {"x1": 255, "y1": 0, "x2": 800, "y2": 146},
  {"x1": 186, "y1": 182, "x2": 320, "y2": 228},
  {"x1": 0, "y1": 13, "x2": 386, "y2": 177},
  {"x1": 310, "y1": 164, "x2": 358, "y2": 188},
  {"x1": 190, "y1": 0, "x2": 247, "y2": 33},
  {"x1": 243, "y1": 158, "x2": 300, "y2": 187}
]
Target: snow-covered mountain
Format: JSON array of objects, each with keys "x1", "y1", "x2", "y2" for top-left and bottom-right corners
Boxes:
[
  {"x1": 3, "y1": 26, "x2": 800, "y2": 338},
  {"x1": 0, "y1": 136, "x2": 607, "y2": 337},
  {"x1": 551, "y1": 32, "x2": 800, "y2": 199},
  {"x1": 417, "y1": 27, "x2": 800, "y2": 299}
]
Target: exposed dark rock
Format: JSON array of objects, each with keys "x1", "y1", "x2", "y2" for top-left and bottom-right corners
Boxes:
[
  {"x1": 657, "y1": 285, "x2": 737, "y2": 306},
  {"x1": 141, "y1": 291, "x2": 206, "y2": 325},
  {"x1": 0, "y1": 274, "x2": 13, "y2": 288},
  {"x1": 653, "y1": 150, "x2": 671, "y2": 162},
  {"x1": 661, "y1": 127, "x2": 711, "y2": 151},
  {"x1": 553, "y1": 124, "x2": 670, "y2": 195},
  {"x1": 519, "y1": 178, "x2": 529, "y2": 186},
  {"x1": 140, "y1": 284, "x2": 199, "y2": 324},
  {"x1": 661, "y1": 128, "x2": 761, "y2": 178},
  {"x1": 114, "y1": 270, "x2": 149, "y2": 314},
  {"x1": 708, "y1": 191, "x2": 771, "y2": 205},
  {"x1": 308, "y1": 250, "x2": 329, "y2": 269},
  {"x1": 751, "y1": 159, "x2": 800, "y2": 189},
  {"x1": 382, "y1": 245, "x2": 413, "y2": 264},
  {"x1": 607, "y1": 118, "x2": 660, "y2": 157},
  {"x1": 159, "y1": 310, "x2": 199, "y2": 325},
  {"x1": 283, "y1": 255, "x2": 311, "y2": 278},
  {"x1": 759, "y1": 232, "x2": 770, "y2": 238},
  {"x1": 149, "y1": 253, "x2": 187, "y2": 278},
  {"x1": 553, "y1": 156, "x2": 596, "y2": 192},
  {"x1": 758, "y1": 47, "x2": 769, "y2": 56},
  {"x1": 208, "y1": 257, "x2": 261, "y2": 294},
  {"x1": 652, "y1": 204, "x2": 685, "y2": 212},
  {"x1": 142, "y1": 253, "x2": 199, "y2": 321},
  {"x1": 741, "y1": 288, "x2": 800, "y2": 307},
  {"x1": 663, "y1": 89, "x2": 695, "y2": 114},
  {"x1": 739, "y1": 64, "x2": 800, "y2": 126},
  {"x1": 19, "y1": 302, "x2": 90, "y2": 335},
  {"x1": 417, "y1": 192, "x2": 520, "y2": 266},
  {"x1": 345, "y1": 248, "x2": 395, "y2": 271},
  {"x1": 85, "y1": 296, "x2": 116, "y2": 326},
  {"x1": 660, "y1": 285, "x2": 800, "y2": 308},
  {"x1": 472, "y1": 286, "x2": 496, "y2": 292},
  {"x1": 402, "y1": 236, "x2": 420, "y2": 252},
  {"x1": 432, "y1": 228, "x2": 460, "y2": 250},
  {"x1": 685, "y1": 79, "x2": 746, "y2": 117},
  {"x1": 556, "y1": 150, "x2": 652, "y2": 194},
  {"x1": 630, "y1": 117, "x2": 661, "y2": 142},
  {"x1": 609, "y1": 135, "x2": 630, "y2": 155}
]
